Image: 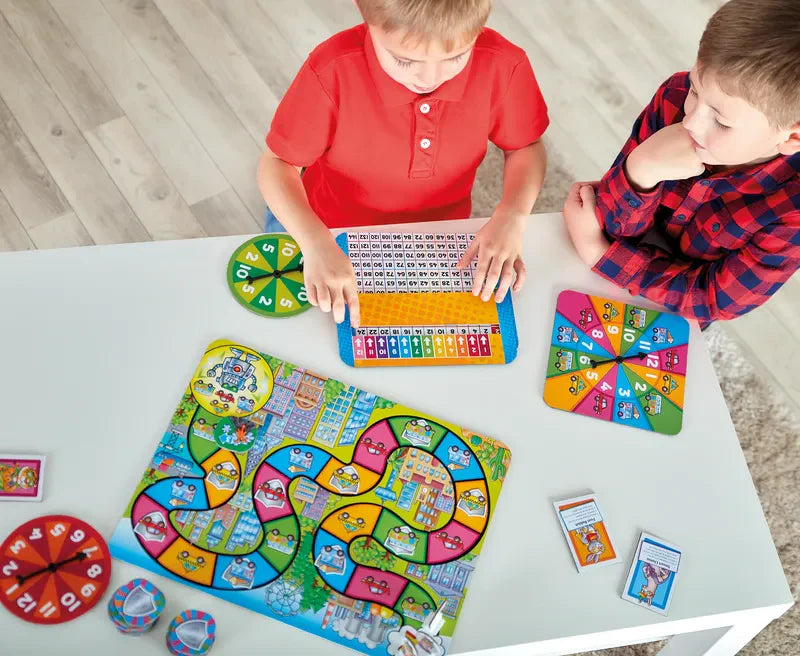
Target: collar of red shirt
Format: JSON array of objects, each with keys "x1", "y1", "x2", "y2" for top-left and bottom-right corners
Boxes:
[{"x1": 363, "y1": 24, "x2": 474, "y2": 106}]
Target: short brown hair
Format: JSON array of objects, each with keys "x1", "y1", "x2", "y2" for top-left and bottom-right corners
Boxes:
[
  {"x1": 698, "y1": 0, "x2": 800, "y2": 127},
  {"x1": 355, "y1": 0, "x2": 492, "y2": 50}
]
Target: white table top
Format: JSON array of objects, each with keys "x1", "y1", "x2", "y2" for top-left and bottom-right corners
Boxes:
[{"x1": 0, "y1": 214, "x2": 791, "y2": 655}]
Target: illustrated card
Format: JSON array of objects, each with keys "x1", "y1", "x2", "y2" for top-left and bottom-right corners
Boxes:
[
  {"x1": 553, "y1": 494, "x2": 619, "y2": 571},
  {"x1": 622, "y1": 532, "x2": 682, "y2": 615},
  {"x1": 0, "y1": 454, "x2": 46, "y2": 501}
]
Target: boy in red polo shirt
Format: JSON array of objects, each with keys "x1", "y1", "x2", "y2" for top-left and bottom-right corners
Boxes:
[
  {"x1": 257, "y1": 0, "x2": 549, "y2": 326},
  {"x1": 563, "y1": 0, "x2": 800, "y2": 327}
]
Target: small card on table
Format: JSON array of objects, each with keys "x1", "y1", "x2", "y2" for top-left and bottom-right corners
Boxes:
[
  {"x1": 554, "y1": 493, "x2": 619, "y2": 571},
  {"x1": 0, "y1": 454, "x2": 46, "y2": 501},
  {"x1": 622, "y1": 531, "x2": 682, "y2": 615}
]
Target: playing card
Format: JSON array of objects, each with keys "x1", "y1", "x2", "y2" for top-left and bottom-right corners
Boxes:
[
  {"x1": 622, "y1": 532, "x2": 682, "y2": 615},
  {"x1": 553, "y1": 494, "x2": 620, "y2": 571},
  {"x1": 0, "y1": 454, "x2": 45, "y2": 501}
]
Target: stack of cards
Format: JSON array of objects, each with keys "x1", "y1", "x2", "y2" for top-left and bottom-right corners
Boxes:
[
  {"x1": 166, "y1": 610, "x2": 216, "y2": 656},
  {"x1": 107, "y1": 578, "x2": 165, "y2": 635},
  {"x1": 554, "y1": 494, "x2": 619, "y2": 571},
  {"x1": 622, "y1": 532, "x2": 683, "y2": 615},
  {"x1": 0, "y1": 454, "x2": 45, "y2": 502}
]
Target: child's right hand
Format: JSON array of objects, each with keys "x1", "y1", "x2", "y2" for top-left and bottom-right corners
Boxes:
[
  {"x1": 625, "y1": 123, "x2": 705, "y2": 191},
  {"x1": 301, "y1": 234, "x2": 360, "y2": 327}
]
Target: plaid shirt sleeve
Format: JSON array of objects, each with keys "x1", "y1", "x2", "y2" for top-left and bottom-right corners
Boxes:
[
  {"x1": 594, "y1": 74, "x2": 688, "y2": 238},
  {"x1": 593, "y1": 212, "x2": 800, "y2": 322}
]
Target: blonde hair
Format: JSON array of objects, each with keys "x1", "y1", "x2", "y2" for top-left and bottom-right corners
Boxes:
[
  {"x1": 355, "y1": 0, "x2": 492, "y2": 50},
  {"x1": 697, "y1": 0, "x2": 800, "y2": 128}
]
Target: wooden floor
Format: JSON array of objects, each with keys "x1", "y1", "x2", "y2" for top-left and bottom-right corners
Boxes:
[{"x1": 0, "y1": 0, "x2": 797, "y2": 413}]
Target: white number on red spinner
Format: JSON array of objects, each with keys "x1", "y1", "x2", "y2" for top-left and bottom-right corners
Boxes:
[{"x1": 0, "y1": 515, "x2": 112, "y2": 624}]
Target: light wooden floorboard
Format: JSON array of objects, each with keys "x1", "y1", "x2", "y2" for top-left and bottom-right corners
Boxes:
[
  {"x1": 0, "y1": 11, "x2": 148, "y2": 244},
  {"x1": 0, "y1": 94, "x2": 71, "y2": 230},
  {"x1": 27, "y1": 211, "x2": 93, "y2": 249},
  {"x1": 51, "y1": 0, "x2": 230, "y2": 207},
  {"x1": 0, "y1": 0, "x2": 122, "y2": 132},
  {"x1": 85, "y1": 116, "x2": 208, "y2": 241},
  {"x1": 0, "y1": 0, "x2": 794, "y2": 412},
  {"x1": 0, "y1": 191, "x2": 33, "y2": 251},
  {"x1": 100, "y1": 0, "x2": 265, "y2": 222}
]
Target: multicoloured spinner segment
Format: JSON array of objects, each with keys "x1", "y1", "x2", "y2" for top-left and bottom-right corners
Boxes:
[{"x1": 544, "y1": 290, "x2": 690, "y2": 435}]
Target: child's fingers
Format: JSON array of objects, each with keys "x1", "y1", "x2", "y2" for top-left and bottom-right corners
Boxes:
[
  {"x1": 316, "y1": 284, "x2": 332, "y2": 313},
  {"x1": 481, "y1": 257, "x2": 504, "y2": 302},
  {"x1": 494, "y1": 259, "x2": 515, "y2": 302},
  {"x1": 512, "y1": 258, "x2": 527, "y2": 292},
  {"x1": 471, "y1": 253, "x2": 491, "y2": 297},
  {"x1": 306, "y1": 283, "x2": 319, "y2": 307},
  {"x1": 457, "y1": 238, "x2": 479, "y2": 269},
  {"x1": 579, "y1": 185, "x2": 595, "y2": 206},
  {"x1": 331, "y1": 288, "x2": 346, "y2": 324},
  {"x1": 344, "y1": 286, "x2": 360, "y2": 329}
]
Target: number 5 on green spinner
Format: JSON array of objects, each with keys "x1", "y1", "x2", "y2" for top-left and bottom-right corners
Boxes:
[{"x1": 227, "y1": 234, "x2": 312, "y2": 318}]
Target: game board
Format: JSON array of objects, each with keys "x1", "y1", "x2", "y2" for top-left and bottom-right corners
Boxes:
[
  {"x1": 335, "y1": 231, "x2": 518, "y2": 367},
  {"x1": 110, "y1": 339, "x2": 511, "y2": 655},
  {"x1": 544, "y1": 290, "x2": 690, "y2": 435}
]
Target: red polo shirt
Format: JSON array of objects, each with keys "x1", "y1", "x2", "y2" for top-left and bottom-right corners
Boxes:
[{"x1": 266, "y1": 24, "x2": 549, "y2": 228}]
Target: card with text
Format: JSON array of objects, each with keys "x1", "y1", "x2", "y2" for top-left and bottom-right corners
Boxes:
[
  {"x1": 0, "y1": 454, "x2": 45, "y2": 501},
  {"x1": 622, "y1": 532, "x2": 682, "y2": 615},
  {"x1": 554, "y1": 494, "x2": 619, "y2": 571}
]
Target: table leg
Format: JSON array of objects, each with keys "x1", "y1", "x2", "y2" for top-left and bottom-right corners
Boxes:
[{"x1": 657, "y1": 606, "x2": 790, "y2": 656}]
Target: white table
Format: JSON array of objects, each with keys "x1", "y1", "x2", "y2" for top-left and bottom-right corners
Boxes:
[{"x1": 0, "y1": 214, "x2": 791, "y2": 655}]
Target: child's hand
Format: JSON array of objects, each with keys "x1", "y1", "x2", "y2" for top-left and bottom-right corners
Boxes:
[
  {"x1": 625, "y1": 123, "x2": 705, "y2": 191},
  {"x1": 563, "y1": 182, "x2": 610, "y2": 267},
  {"x1": 457, "y1": 209, "x2": 527, "y2": 302},
  {"x1": 301, "y1": 234, "x2": 360, "y2": 327}
]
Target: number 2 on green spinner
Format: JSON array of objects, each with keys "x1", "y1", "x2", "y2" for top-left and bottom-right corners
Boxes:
[{"x1": 227, "y1": 234, "x2": 311, "y2": 318}]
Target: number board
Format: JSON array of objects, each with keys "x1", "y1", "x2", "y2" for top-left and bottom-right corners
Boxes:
[
  {"x1": 335, "y1": 231, "x2": 519, "y2": 367},
  {"x1": 0, "y1": 515, "x2": 112, "y2": 624},
  {"x1": 543, "y1": 290, "x2": 690, "y2": 435}
]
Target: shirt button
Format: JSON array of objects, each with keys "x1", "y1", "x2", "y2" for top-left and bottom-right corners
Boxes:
[
  {"x1": 420, "y1": 138, "x2": 431, "y2": 149},
  {"x1": 677, "y1": 214, "x2": 686, "y2": 221},
  {"x1": 711, "y1": 222, "x2": 720, "y2": 232},
  {"x1": 700, "y1": 180, "x2": 711, "y2": 187},
  {"x1": 420, "y1": 103, "x2": 431, "y2": 114},
  {"x1": 628, "y1": 199, "x2": 641, "y2": 208}
]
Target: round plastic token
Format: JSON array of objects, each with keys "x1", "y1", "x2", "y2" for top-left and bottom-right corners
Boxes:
[
  {"x1": 108, "y1": 578, "x2": 165, "y2": 634},
  {"x1": 166, "y1": 609, "x2": 216, "y2": 655},
  {"x1": 226, "y1": 234, "x2": 311, "y2": 318},
  {"x1": 0, "y1": 515, "x2": 112, "y2": 624}
]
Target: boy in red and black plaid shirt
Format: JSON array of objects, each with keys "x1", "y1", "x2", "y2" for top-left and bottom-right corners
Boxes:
[{"x1": 563, "y1": 0, "x2": 800, "y2": 326}]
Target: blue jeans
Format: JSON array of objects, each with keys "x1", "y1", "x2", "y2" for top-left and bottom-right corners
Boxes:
[{"x1": 264, "y1": 205, "x2": 286, "y2": 233}]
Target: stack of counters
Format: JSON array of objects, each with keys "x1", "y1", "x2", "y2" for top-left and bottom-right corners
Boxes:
[
  {"x1": 166, "y1": 610, "x2": 216, "y2": 656},
  {"x1": 107, "y1": 578, "x2": 165, "y2": 635}
]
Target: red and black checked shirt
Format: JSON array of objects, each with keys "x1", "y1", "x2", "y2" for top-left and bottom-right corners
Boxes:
[{"x1": 593, "y1": 72, "x2": 800, "y2": 324}]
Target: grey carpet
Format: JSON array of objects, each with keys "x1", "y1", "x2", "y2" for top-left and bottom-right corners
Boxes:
[{"x1": 472, "y1": 141, "x2": 799, "y2": 655}]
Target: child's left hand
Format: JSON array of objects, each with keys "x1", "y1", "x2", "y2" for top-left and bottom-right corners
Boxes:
[
  {"x1": 563, "y1": 182, "x2": 610, "y2": 267},
  {"x1": 457, "y1": 208, "x2": 527, "y2": 302}
]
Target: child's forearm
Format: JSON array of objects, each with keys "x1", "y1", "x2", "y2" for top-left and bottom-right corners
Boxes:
[
  {"x1": 256, "y1": 149, "x2": 332, "y2": 249},
  {"x1": 497, "y1": 140, "x2": 547, "y2": 220}
]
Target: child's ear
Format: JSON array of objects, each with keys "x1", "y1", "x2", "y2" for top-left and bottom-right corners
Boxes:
[{"x1": 777, "y1": 122, "x2": 800, "y2": 156}]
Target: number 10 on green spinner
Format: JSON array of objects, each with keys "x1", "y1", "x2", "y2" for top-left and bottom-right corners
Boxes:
[{"x1": 227, "y1": 234, "x2": 312, "y2": 318}]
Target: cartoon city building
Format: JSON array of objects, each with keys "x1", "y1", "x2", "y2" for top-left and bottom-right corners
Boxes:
[
  {"x1": 212, "y1": 504, "x2": 237, "y2": 530},
  {"x1": 338, "y1": 391, "x2": 378, "y2": 446},
  {"x1": 264, "y1": 410, "x2": 292, "y2": 444},
  {"x1": 173, "y1": 509, "x2": 213, "y2": 542},
  {"x1": 320, "y1": 594, "x2": 399, "y2": 648},
  {"x1": 405, "y1": 562, "x2": 426, "y2": 580},
  {"x1": 205, "y1": 520, "x2": 226, "y2": 549},
  {"x1": 312, "y1": 385, "x2": 356, "y2": 446},
  {"x1": 151, "y1": 451, "x2": 195, "y2": 477},
  {"x1": 263, "y1": 364, "x2": 302, "y2": 417},
  {"x1": 249, "y1": 407, "x2": 269, "y2": 427},
  {"x1": 395, "y1": 449, "x2": 454, "y2": 522},
  {"x1": 244, "y1": 431, "x2": 269, "y2": 478},
  {"x1": 426, "y1": 560, "x2": 475, "y2": 618},
  {"x1": 300, "y1": 485, "x2": 331, "y2": 522},
  {"x1": 224, "y1": 510, "x2": 262, "y2": 551},
  {"x1": 293, "y1": 479, "x2": 319, "y2": 504}
]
